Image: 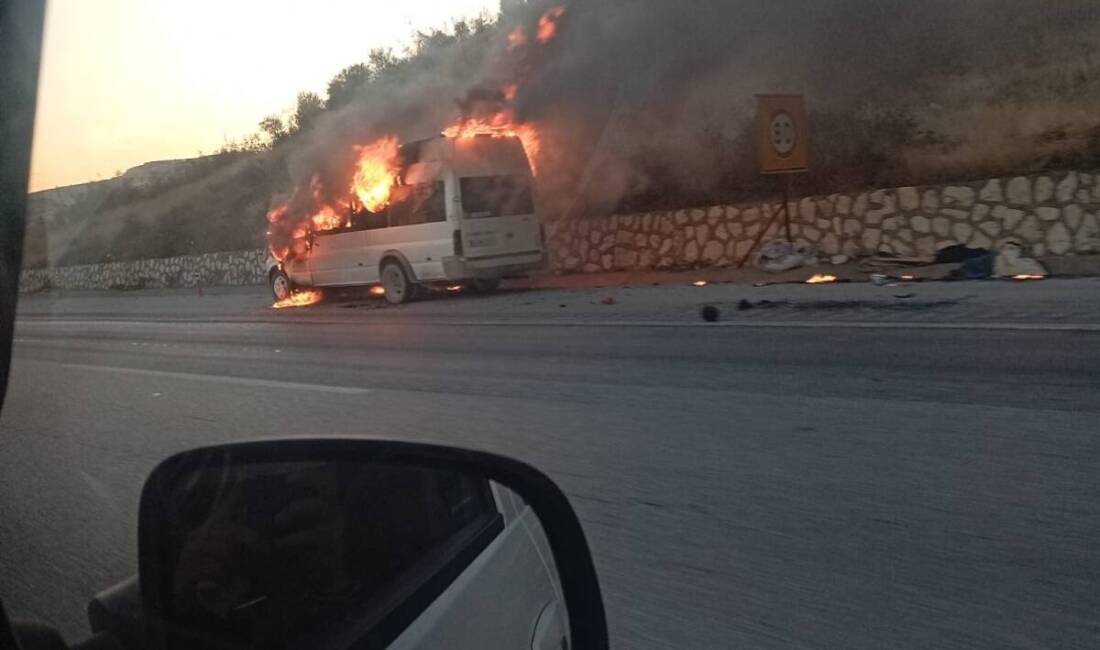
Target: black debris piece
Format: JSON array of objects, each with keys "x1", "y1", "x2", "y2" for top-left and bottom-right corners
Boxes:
[{"x1": 935, "y1": 244, "x2": 989, "y2": 264}]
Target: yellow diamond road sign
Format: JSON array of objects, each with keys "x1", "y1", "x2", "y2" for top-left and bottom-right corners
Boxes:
[{"x1": 756, "y1": 94, "x2": 809, "y2": 175}]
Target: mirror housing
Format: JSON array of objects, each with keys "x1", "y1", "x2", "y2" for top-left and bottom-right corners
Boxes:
[{"x1": 137, "y1": 439, "x2": 607, "y2": 650}]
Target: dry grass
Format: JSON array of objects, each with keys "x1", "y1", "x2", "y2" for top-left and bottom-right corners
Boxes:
[
  {"x1": 895, "y1": 15, "x2": 1100, "y2": 182},
  {"x1": 905, "y1": 102, "x2": 1100, "y2": 183}
]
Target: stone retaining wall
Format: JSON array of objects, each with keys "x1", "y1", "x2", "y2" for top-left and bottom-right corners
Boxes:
[
  {"x1": 20, "y1": 170, "x2": 1100, "y2": 291},
  {"x1": 547, "y1": 170, "x2": 1100, "y2": 273},
  {"x1": 20, "y1": 249, "x2": 266, "y2": 292}
]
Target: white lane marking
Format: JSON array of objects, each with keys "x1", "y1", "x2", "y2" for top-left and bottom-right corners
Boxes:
[
  {"x1": 598, "y1": 320, "x2": 1100, "y2": 332},
  {"x1": 332, "y1": 319, "x2": 1100, "y2": 332},
  {"x1": 48, "y1": 362, "x2": 372, "y2": 395},
  {"x1": 15, "y1": 317, "x2": 1100, "y2": 332}
]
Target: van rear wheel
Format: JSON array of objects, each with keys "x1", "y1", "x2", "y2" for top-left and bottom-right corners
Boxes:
[{"x1": 381, "y1": 261, "x2": 418, "y2": 305}]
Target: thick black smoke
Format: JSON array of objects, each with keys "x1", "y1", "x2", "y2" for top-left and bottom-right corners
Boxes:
[
  {"x1": 276, "y1": 0, "x2": 1100, "y2": 229},
  {"x1": 512, "y1": 0, "x2": 1100, "y2": 214}
]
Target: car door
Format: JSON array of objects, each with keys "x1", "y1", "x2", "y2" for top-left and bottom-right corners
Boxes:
[
  {"x1": 458, "y1": 174, "x2": 542, "y2": 260},
  {"x1": 283, "y1": 253, "x2": 312, "y2": 286},
  {"x1": 307, "y1": 228, "x2": 359, "y2": 287},
  {"x1": 388, "y1": 481, "x2": 563, "y2": 650}
]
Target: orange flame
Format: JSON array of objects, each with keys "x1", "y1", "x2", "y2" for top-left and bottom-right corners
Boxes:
[
  {"x1": 503, "y1": 83, "x2": 518, "y2": 102},
  {"x1": 352, "y1": 137, "x2": 400, "y2": 213},
  {"x1": 806, "y1": 274, "x2": 838, "y2": 284},
  {"x1": 265, "y1": 135, "x2": 400, "y2": 263},
  {"x1": 266, "y1": 204, "x2": 293, "y2": 261},
  {"x1": 537, "y1": 6, "x2": 566, "y2": 43},
  {"x1": 507, "y1": 27, "x2": 527, "y2": 50},
  {"x1": 309, "y1": 204, "x2": 344, "y2": 231},
  {"x1": 273, "y1": 289, "x2": 323, "y2": 309},
  {"x1": 266, "y1": 204, "x2": 289, "y2": 224},
  {"x1": 443, "y1": 116, "x2": 541, "y2": 175}
]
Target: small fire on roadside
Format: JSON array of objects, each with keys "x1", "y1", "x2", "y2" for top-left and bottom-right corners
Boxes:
[
  {"x1": 447, "y1": 285, "x2": 464, "y2": 292},
  {"x1": 806, "y1": 274, "x2": 839, "y2": 284},
  {"x1": 369, "y1": 286, "x2": 386, "y2": 296},
  {"x1": 1012, "y1": 274, "x2": 1044, "y2": 281},
  {"x1": 273, "y1": 290, "x2": 323, "y2": 309},
  {"x1": 692, "y1": 280, "x2": 708, "y2": 287}
]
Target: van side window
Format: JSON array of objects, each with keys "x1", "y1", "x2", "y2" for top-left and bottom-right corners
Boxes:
[
  {"x1": 348, "y1": 209, "x2": 388, "y2": 232},
  {"x1": 388, "y1": 182, "x2": 445, "y2": 227}
]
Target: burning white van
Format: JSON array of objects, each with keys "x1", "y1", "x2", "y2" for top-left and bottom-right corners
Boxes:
[{"x1": 267, "y1": 134, "x2": 545, "y2": 304}]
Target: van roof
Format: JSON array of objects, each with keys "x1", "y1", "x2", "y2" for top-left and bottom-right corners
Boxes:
[{"x1": 400, "y1": 135, "x2": 531, "y2": 178}]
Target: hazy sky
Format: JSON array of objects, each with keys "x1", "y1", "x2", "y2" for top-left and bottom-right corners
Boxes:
[{"x1": 29, "y1": 0, "x2": 500, "y2": 191}]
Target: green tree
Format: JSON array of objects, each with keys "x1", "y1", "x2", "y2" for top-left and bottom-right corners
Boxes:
[
  {"x1": 367, "y1": 48, "x2": 398, "y2": 76},
  {"x1": 258, "y1": 115, "x2": 288, "y2": 146},
  {"x1": 453, "y1": 19, "x2": 470, "y2": 39},
  {"x1": 469, "y1": 14, "x2": 494, "y2": 36},
  {"x1": 240, "y1": 133, "x2": 266, "y2": 152},
  {"x1": 289, "y1": 91, "x2": 324, "y2": 134},
  {"x1": 412, "y1": 28, "x2": 455, "y2": 55},
  {"x1": 326, "y1": 63, "x2": 371, "y2": 110}
]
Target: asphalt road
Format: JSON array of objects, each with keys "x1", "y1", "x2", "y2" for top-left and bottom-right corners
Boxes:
[{"x1": 2, "y1": 288, "x2": 1100, "y2": 648}]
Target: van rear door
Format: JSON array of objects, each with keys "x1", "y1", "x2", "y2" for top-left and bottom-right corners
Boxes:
[{"x1": 458, "y1": 174, "x2": 542, "y2": 259}]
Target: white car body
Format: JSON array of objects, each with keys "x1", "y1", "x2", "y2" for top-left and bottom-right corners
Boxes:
[
  {"x1": 391, "y1": 482, "x2": 569, "y2": 650},
  {"x1": 268, "y1": 135, "x2": 545, "y2": 296}
]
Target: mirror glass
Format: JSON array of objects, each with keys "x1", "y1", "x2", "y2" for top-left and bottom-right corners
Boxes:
[{"x1": 143, "y1": 455, "x2": 568, "y2": 650}]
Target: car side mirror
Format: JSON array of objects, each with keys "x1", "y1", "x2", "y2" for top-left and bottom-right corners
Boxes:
[{"x1": 136, "y1": 439, "x2": 607, "y2": 650}]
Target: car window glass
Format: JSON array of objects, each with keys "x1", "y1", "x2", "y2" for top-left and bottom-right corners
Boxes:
[
  {"x1": 349, "y1": 208, "x2": 389, "y2": 232},
  {"x1": 161, "y1": 462, "x2": 501, "y2": 649},
  {"x1": 389, "y1": 182, "x2": 446, "y2": 227},
  {"x1": 459, "y1": 175, "x2": 534, "y2": 219}
]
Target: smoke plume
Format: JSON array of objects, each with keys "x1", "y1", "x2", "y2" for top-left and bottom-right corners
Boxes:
[{"x1": 275, "y1": 0, "x2": 1100, "y2": 234}]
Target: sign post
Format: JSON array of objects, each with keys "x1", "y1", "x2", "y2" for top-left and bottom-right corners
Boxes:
[{"x1": 738, "y1": 94, "x2": 810, "y2": 267}]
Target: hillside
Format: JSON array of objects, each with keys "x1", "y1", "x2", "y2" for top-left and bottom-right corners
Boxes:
[
  {"x1": 25, "y1": 152, "x2": 286, "y2": 268},
  {"x1": 26, "y1": 0, "x2": 1100, "y2": 267}
]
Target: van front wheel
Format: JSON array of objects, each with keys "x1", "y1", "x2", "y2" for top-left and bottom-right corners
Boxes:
[
  {"x1": 381, "y1": 261, "x2": 418, "y2": 305},
  {"x1": 270, "y1": 269, "x2": 294, "y2": 302}
]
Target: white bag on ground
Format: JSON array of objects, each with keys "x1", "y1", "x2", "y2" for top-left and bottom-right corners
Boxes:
[
  {"x1": 754, "y1": 239, "x2": 818, "y2": 273},
  {"x1": 993, "y1": 242, "x2": 1047, "y2": 278}
]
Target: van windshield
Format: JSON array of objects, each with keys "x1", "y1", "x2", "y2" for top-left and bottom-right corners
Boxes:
[{"x1": 460, "y1": 175, "x2": 535, "y2": 219}]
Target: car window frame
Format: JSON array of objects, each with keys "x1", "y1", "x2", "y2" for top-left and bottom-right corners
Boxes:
[
  {"x1": 0, "y1": 0, "x2": 46, "y2": 413},
  {"x1": 333, "y1": 506, "x2": 503, "y2": 649},
  {"x1": 139, "y1": 440, "x2": 609, "y2": 650},
  {"x1": 142, "y1": 450, "x2": 506, "y2": 650}
]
